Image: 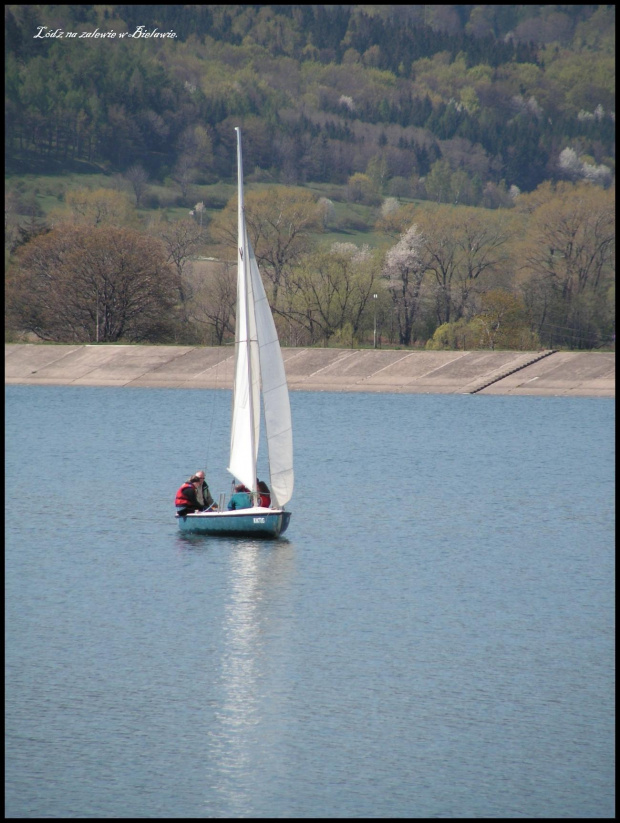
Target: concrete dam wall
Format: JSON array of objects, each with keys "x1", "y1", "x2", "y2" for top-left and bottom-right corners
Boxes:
[{"x1": 5, "y1": 344, "x2": 615, "y2": 397}]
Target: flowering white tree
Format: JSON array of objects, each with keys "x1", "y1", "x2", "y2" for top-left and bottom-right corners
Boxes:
[
  {"x1": 317, "y1": 197, "x2": 335, "y2": 228},
  {"x1": 193, "y1": 201, "x2": 205, "y2": 226},
  {"x1": 330, "y1": 241, "x2": 372, "y2": 263},
  {"x1": 382, "y1": 224, "x2": 428, "y2": 345},
  {"x1": 581, "y1": 161, "x2": 612, "y2": 186},
  {"x1": 559, "y1": 147, "x2": 584, "y2": 180},
  {"x1": 381, "y1": 197, "x2": 399, "y2": 218},
  {"x1": 559, "y1": 147, "x2": 612, "y2": 187}
]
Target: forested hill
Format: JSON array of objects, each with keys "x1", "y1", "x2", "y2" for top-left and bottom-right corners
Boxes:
[{"x1": 5, "y1": 5, "x2": 615, "y2": 198}]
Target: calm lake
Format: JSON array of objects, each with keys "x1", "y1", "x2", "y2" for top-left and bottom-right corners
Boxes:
[{"x1": 5, "y1": 385, "x2": 615, "y2": 818}]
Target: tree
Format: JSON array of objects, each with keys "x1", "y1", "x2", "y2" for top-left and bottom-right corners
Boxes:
[
  {"x1": 473, "y1": 290, "x2": 539, "y2": 350},
  {"x1": 416, "y1": 206, "x2": 512, "y2": 324},
  {"x1": 184, "y1": 260, "x2": 236, "y2": 345},
  {"x1": 5, "y1": 190, "x2": 49, "y2": 252},
  {"x1": 366, "y1": 154, "x2": 390, "y2": 195},
  {"x1": 176, "y1": 125, "x2": 214, "y2": 181},
  {"x1": 155, "y1": 218, "x2": 206, "y2": 280},
  {"x1": 287, "y1": 243, "x2": 380, "y2": 345},
  {"x1": 426, "y1": 317, "x2": 484, "y2": 350},
  {"x1": 211, "y1": 186, "x2": 322, "y2": 306},
  {"x1": 172, "y1": 155, "x2": 198, "y2": 203},
  {"x1": 382, "y1": 224, "x2": 429, "y2": 345},
  {"x1": 317, "y1": 197, "x2": 336, "y2": 228},
  {"x1": 346, "y1": 172, "x2": 381, "y2": 205},
  {"x1": 6, "y1": 224, "x2": 179, "y2": 343},
  {"x1": 125, "y1": 164, "x2": 150, "y2": 208},
  {"x1": 424, "y1": 159, "x2": 452, "y2": 203},
  {"x1": 518, "y1": 182, "x2": 615, "y2": 348},
  {"x1": 151, "y1": 217, "x2": 207, "y2": 323},
  {"x1": 60, "y1": 187, "x2": 134, "y2": 227},
  {"x1": 375, "y1": 202, "x2": 418, "y2": 238},
  {"x1": 192, "y1": 202, "x2": 206, "y2": 228}
]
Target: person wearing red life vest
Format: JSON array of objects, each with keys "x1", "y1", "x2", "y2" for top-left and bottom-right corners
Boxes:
[
  {"x1": 257, "y1": 479, "x2": 271, "y2": 508},
  {"x1": 175, "y1": 475, "x2": 201, "y2": 516}
]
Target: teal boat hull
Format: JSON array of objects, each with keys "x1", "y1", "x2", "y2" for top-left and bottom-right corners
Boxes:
[{"x1": 176, "y1": 508, "x2": 291, "y2": 538}]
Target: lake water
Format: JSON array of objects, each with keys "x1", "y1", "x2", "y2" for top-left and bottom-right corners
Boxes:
[{"x1": 5, "y1": 385, "x2": 615, "y2": 818}]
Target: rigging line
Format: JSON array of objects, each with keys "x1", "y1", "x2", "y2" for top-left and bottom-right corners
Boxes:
[
  {"x1": 260, "y1": 389, "x2": 273, "y2": 499},
  {"x1": 205, "y1": 350, "x2": 220, "y2": 470}
]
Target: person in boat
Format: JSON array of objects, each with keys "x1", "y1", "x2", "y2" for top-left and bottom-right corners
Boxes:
[
  {"x1": 227, "y1": 483, "x2": 253, "y2": 510},
  {"x1": 194, "y1": 470, "x2": 217, "y2": 511},
  {"x1": 175, "y1": 475, "x2": 202, "y2": 516},
  {"x1": 257, "y1": 479, "x2": 271, "y2": 508}
]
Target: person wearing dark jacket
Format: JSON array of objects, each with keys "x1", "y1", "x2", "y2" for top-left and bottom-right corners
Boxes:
[
  {"x1": 175, "y1": 476, "x2": 202, "y2": 516},
  {"x1": 194, "y1": 470, "x2": 217, "y2": 511}
]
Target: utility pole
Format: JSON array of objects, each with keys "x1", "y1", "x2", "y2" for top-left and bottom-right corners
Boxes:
[{"x1": 373, "y1": 293, "x2": 378, "y2": 349}]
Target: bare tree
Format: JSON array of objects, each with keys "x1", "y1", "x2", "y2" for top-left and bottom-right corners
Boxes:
[
  {"x1": 125, "y1": 164, "x2": 150, "y2": 208},
  {"x1": 451, "y1": 212, "x2": 512, "y2": 317},
  {"x1": 211, "y1": 186, "x2": 321, "y2": 306},
  {"x1": 416, "y1": 207, "x2": 511, "y2": 324},
  {"x1": 172, "y1": 155, "x2": 197, "y2": 203},
  {"x1": 157, "y1": 218, "x2": 206, "y2": 280},
  {"x1": 186, "y1": 260, "x2": 236, "y2": 345},
  {"x1": 6, "y1": 224, "x2": 179, "y2": 342},
  {"x1": 154, "y1": 218, "x2": 207, "y2": 321}
]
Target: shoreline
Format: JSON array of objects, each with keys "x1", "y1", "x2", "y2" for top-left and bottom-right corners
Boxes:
[{"x1": 5, "y1": 344, "x2": 615, "y2": 397}]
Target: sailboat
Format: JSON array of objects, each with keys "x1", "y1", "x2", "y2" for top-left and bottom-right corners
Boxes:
[{"x1": 176, "y1": 128, "x2": 294, "y2": 538}]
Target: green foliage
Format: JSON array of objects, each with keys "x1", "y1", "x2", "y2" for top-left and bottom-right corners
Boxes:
[
  {"x1": 346, "y1": 173, "x2": 381, "y2": 206},
  {"x1": 426, "y1": 319, "x2": 484, "y2": 350},
  {"x1": 4, "y1": 5, "x2": 614, "y2": 197},
  {"x1": 4, "y1": 6, "x2": 615, "y2": 352},
  {"x1": 473, "y1": 290, "x2": 540, "y2": 350}
]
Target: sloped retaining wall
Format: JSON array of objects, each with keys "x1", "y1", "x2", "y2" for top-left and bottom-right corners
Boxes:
[{"x1": 4, "y1": 344, "x2": 615, "y2": 397}]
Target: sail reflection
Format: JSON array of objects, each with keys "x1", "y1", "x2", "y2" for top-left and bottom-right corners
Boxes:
[{"x1": 206, "y1": 541, "x2": 294, "y2": 815}]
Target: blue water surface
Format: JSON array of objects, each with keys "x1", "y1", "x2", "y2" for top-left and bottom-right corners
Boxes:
[{"x1": 5, "y1": 385, "x2": 615, "y2": 818}]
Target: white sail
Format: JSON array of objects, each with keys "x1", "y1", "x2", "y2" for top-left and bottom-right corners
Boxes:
[
  {"x1": 247, "y1": 236, "x2": 294, "y2": 508},
  {"x1": 227, "y1": 131, "x2": 261, "y2": 494},
  {"x1": 228, "y1": 128, "x2": 294, "y2": 508}
]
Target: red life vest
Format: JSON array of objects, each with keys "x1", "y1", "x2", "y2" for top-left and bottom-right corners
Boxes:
[
  {"x1": 259, "y1": 492, "x2": 271, "y2": 507},
  {"x1": 175, "y1": 482, "x2": 195, "y2": 507}
]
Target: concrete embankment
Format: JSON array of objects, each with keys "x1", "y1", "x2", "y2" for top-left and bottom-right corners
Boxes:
[{"x1": 4, "y1": 344, "x2": 615, "y2": 397}]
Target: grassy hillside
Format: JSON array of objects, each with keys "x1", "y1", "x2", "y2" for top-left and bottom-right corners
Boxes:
[{"x1": 6, "y1": 169, "x2": 437, "y2": 255}]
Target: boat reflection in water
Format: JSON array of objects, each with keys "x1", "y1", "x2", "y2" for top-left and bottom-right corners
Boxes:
[{"x1": 202, "y1": 540, "x2": 295, "y2": 815}]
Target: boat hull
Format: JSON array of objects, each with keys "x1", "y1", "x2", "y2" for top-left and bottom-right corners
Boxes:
[{"x1": 176, "y1": 507, "x2": 291, "y2": 538}]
